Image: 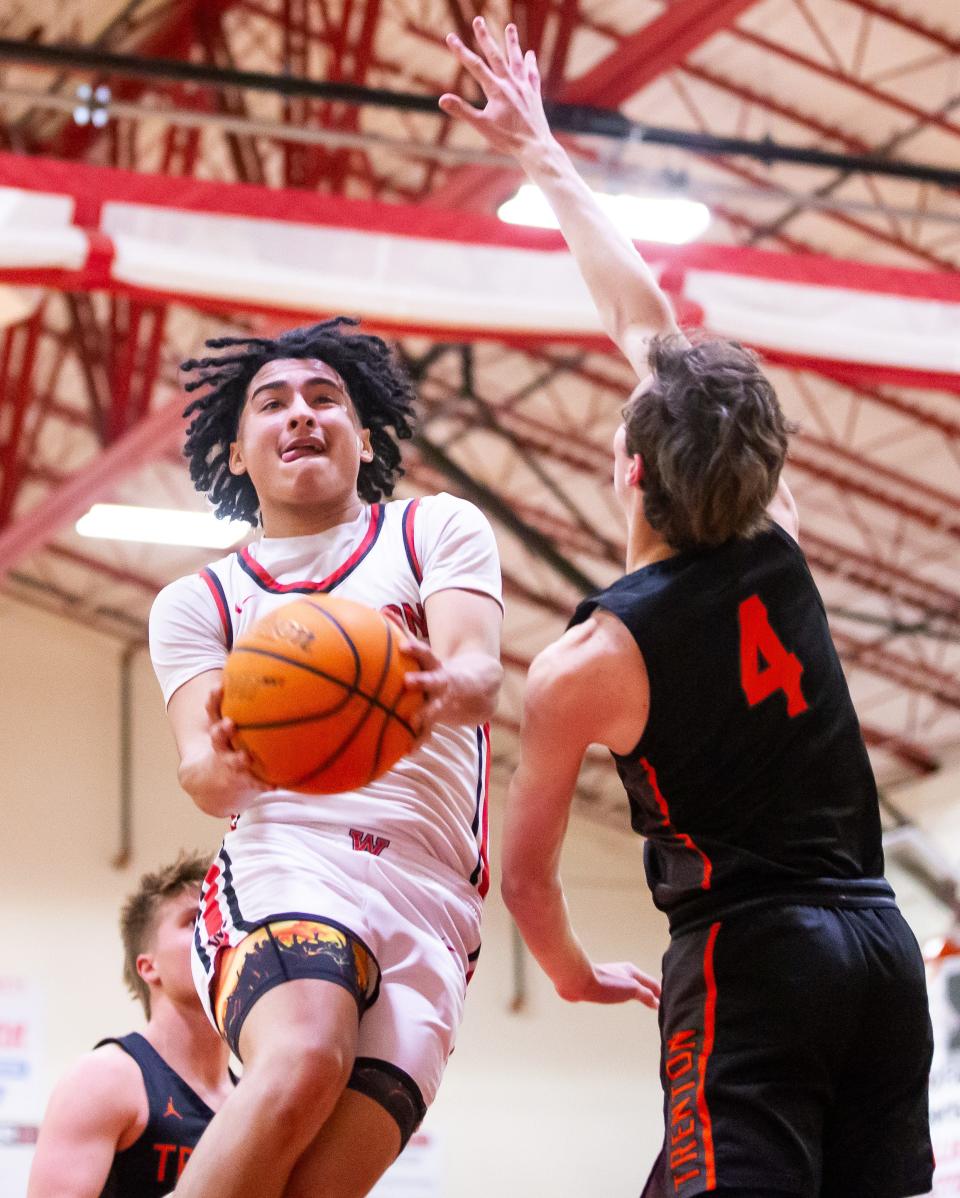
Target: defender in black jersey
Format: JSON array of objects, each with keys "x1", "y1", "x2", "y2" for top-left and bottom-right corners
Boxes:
[
  {"x1": 28, "y1": 856, "x2": 233, "y2": 1198},
  {"x1": 443, "y1": 20, "x2": 934, "y2": 1198}
]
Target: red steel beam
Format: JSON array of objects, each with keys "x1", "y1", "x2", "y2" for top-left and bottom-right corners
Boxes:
[
  {"x1": 662, "y1": 64, "x2": 960, "y2": 270},
  {"x1": 194, "y1": 5, "x2": 269, "y2": 186},
  {"x1": 791, "y1": 430, "x2": 960, "y2": 536},
  {"x1": 808, "y1": 371, "x2": 960, "y2": 443},
  {"x1": 0, "y1": 309, "x2": 44, "y2": 526},
  {"x1": 839, "y1": 0, "x2": 959, "y2": 55},
  {"x1": 44, "y1": 543, "x2": 168, "y2": 597},
  {"x1": 694, "y1": 149, "x2": 959, "y2": 272},
  {"x1": 800, "y1": 529, "x2": 960, "y2": 626},
  {"x1": 427, "y1": 0, "x2": 764, "y2": 210},
  {"x1": 730, "y1": 25, "x2": 960, "y2": 145},
  {"x1": 559, "y1": 0, "x2": 765, "y2": 106},
  {"x1": 32, "y1": 1, "x2": 215, "y2": 161},
  {"x1": 680, "y1": 61, "x2": 874, "y2": 157},
  {"x1": 833, "y1": 629, "x2": 960, "y2": 709},
  {"x1": 0, "y1": 400, "x2": 186, "y2": 577},
  {"x1": 858, "y1": 725, "x2": 938, "y2": 774}
]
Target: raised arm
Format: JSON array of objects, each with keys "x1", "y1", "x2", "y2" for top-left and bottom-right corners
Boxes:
[
  {"x1": 28, "y1": 1050, "x2": 144, "y2": 1198},
  {"x1": 502, "y1": 613, "x2": 659, "y2": 1007},
  {"x1": 441, "y1": 18, "x2": 679, "y2": 375}
]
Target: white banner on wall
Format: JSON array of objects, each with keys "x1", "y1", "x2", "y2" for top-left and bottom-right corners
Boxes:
[
  {"x1": 0, "y1": 976, "x2": 45, "y2": 1198},
  {"x1": 929, "y1": 950, "x2": 960, "y2": 1196}
]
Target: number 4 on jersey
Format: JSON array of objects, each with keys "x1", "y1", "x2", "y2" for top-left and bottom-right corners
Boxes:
[{"x1": 738, "y1": 594, "x2": 809, "y2": 717}]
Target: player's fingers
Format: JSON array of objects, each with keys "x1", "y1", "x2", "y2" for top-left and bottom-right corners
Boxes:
[
  {"x1": 472, "y1": 16, "x2": 510, "y2": 77},
  {"x1": 423, "y1": 698, "x2": 445, "y2": 735},
  {"x1": 445, "y1": 33, "x2": 503, "y2": 99},
  {"x1": 404, "y1": 669, "x2": 448, "y2": 695},
  {"x1": 438, "y1": 93, "x2": 486, "y2": 131},
  {"x1": 504, "y1": 23, "x2": 525, "y2": 74},
  {"x1": 228, "y1": 748, "x2": 254, "y2": 774},
  {"x1": 210, "y1": 718, "x2": 234, "y2": 751},
  {"x1": 205, "y1": 685, "x2": 224, "y2": 721},
  {"x1": 635, "y1": 981, "x2": 660, "y2": 1009},
  {"x1": 383, "y1": 609, "x2": 406, "y2": 633},
  {"x1": 525, "y1": 48, "x2": 540, "y2": 88},
  {"x1": 632, "y1": 967, "x2": 661, "y2": 998},
  {"x1": 411, "y1": 707, "x2": 437, "y2": 745},
  {"x1": 619, "y1": 965, "x2": 660, "y2": 1007},
  {"x1": 402, "y1": 639, "x2": 441, "y2": 669}
]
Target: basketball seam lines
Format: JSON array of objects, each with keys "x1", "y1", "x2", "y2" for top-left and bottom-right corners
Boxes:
[
  {"x1": 230, "y1": 647, "x2": 416, "y2": 739},
  {"x1": 288, "y1": 604, "x2": 398, "y2": 789}
]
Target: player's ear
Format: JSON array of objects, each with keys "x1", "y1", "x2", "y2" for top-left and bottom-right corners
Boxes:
[
  {"x1": 626, "y1": 454, "x2": 645, "y2": 488},
  {"x1": 358, "y1": 428, "x2": 374, "y2": 464},
  {"x1": 229, "y1": 441, "x2": 247, "y2": 476},
  {"x1": 136, "y1": 952, "x2": 159, "y2": 987}
]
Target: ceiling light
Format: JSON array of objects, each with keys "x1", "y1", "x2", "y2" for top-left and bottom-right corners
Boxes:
[
  {"x1": 498, "y1": 183, "x2": 711, "y2": 245},
  {"x1": 76, "y1": 503, "x2": 250, "y2": 549}
]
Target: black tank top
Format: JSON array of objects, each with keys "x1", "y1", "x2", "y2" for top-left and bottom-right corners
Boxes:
[
  {"x1": 95, "y1": 1033, "x2": 218, "y2": 1197},
  {"x1": 569, "y1": 523, "x2": 893, "y2": 932}
]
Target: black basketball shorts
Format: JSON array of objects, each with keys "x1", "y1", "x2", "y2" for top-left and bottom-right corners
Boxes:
[{"x1": 642, "y1": 903, "x2": 934, "y2": 1198}]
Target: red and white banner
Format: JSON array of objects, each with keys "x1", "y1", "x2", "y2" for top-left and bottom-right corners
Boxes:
[{"x1": 0, "y1": 152, "x2": 958, "y2": 391}]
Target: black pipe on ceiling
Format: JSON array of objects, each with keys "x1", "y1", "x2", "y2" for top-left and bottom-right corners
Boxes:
[{"x1": 2, "y1": 37, "x2": 960, "y2": 189}]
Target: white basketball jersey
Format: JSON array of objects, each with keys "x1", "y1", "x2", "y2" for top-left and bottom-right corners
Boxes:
[{"x1": 150, "y1": 493, "x2": 502, "y2": 896}]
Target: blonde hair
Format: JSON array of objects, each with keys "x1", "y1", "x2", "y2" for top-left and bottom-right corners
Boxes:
[{"x1": 119, "y1": 852, "x2": 208, "y2": 1017}]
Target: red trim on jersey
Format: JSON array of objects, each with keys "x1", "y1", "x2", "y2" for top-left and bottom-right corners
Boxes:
[
  {"x1": 201, "y1": 865, "x2": 224, "y2": 944},
  {"x1": 237, "y1": 504, "x2": 383, "y2": 594},
  {"x1": 696, "y1": 921, "x2": 721, "y2": 1191},
  {"x1": 640, "y1": 758, "x2": 713, "y2": 890},
  {"x1": 402, "y1": 498, "x2": 423, "y2": 584},
  {"x1": 199, "y1": 568, "x2": 233, "y2": 650},
  {"x1": 477, "y1": 722, "x2": 492, "y2": 898}
]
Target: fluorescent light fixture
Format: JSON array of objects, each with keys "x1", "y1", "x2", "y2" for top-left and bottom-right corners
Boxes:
[
  {"x1": 76, "y1": 503, "x2": 250, "y2": 549},
  {"x1": 499, "y1": 183, "x2": 711, "y2": 244}
]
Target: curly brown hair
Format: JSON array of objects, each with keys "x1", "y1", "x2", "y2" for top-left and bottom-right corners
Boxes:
[
  {"x1": 120, "y1": 852, "x2": 209, "y2": 1017},
  {"x1": 624, "y1": 335, "x2": 794, "y2": 550}
]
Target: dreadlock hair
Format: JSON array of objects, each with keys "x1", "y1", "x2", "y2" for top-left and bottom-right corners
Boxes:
[{"x1": 181, "y1": 318, "x2": 418, "y2": 524}]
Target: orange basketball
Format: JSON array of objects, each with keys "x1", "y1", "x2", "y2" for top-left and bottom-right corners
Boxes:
[{"x1": 221, "y1": 595, "x2": 424, "y2": 794}]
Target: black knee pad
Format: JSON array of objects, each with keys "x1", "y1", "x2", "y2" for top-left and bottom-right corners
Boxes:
[{"x1": 346, "y1": 1057, "x2": 426, "y2": 1151}]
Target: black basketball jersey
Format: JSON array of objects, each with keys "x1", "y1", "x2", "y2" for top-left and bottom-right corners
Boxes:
[
  {"x1": 569, "y1": 522, "x2": 893, "y2": 932},
  {"x1": 95, "y1": 1033, "x2": 217, "y2": 1197}
]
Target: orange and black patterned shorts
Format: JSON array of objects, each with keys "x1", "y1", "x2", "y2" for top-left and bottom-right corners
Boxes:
[{"x1": 212, "y1": 917, "x2": 380, "y2": 1057}]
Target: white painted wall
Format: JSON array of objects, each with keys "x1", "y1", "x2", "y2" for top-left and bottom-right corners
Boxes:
[{"x1": 0, "y1": 594, "x2": 668, "y2": 1197}]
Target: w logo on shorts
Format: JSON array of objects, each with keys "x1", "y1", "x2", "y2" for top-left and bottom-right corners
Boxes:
[{"x1": 350, "y1": 828, "x2": 391, "y2": 856}]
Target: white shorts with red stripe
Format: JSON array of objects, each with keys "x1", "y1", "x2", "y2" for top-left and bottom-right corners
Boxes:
[{"x1": 193, "y1": 821, "x2": 482, "y2": 1108}]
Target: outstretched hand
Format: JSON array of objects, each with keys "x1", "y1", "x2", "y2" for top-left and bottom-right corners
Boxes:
[
  {"x1": 439, "y1": 18, "x2": 554, "y2": 161},
  {"x1": 557, "y1": 962, "x2": 662, "y2": 1009}
]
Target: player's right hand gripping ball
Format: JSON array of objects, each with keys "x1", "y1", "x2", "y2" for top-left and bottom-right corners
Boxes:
[{"x1": 221, "y1": 595, "x2": 425, "y2": 794}]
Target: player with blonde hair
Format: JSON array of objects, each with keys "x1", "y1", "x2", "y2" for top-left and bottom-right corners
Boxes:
[{"x1": 28, "y1": 854, "x2": 233, "y2": 1198}]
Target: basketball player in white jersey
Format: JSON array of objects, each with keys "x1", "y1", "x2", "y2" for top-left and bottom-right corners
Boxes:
[{"x1": 149, "y1": 319, "x2": 503, "y2": 1198}]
